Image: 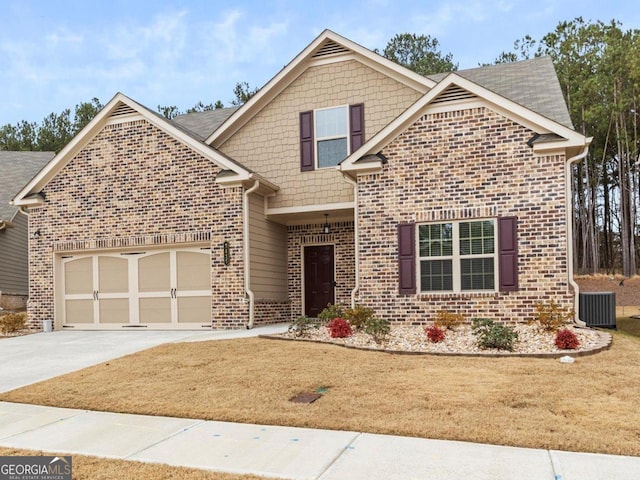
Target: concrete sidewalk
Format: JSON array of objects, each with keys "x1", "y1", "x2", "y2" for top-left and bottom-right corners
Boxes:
[{"x1": 0, "y1": 401, "x2": 638, "y2": 480}]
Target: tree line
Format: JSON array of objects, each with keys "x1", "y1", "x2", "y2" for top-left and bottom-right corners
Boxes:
[{"x1": 2, "y1": 20, "x2": 638, "y2": 275}]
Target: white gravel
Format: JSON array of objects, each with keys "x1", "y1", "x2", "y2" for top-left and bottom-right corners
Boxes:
[{"x1": 280, "y1": 323, "x2": 605, "y2": 355}]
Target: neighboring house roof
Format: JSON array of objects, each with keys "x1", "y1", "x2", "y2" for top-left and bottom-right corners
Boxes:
[
  {"x1": 173, "y1": 107, "x2": 240, "y2": 140},
  {"x1": 0, "y1": 151, "x2": 54, "y2": 224},
  {"x1": 12, "y1": 93, "x2": 277, "y2": 207},
  {"x1": 428, "y1": 57, "x2": 573, "y2": 129}
]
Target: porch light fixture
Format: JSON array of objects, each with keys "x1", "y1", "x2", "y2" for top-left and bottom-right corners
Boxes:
[{"x1": 322, "y1": 214, "x2": 330, "y2": 234}]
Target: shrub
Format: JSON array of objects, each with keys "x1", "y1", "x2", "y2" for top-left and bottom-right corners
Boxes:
[
  {"x1": 319, "y1": 304, "x2": 346, "y2": 322},
  {"x1": 288, "y1": 315, "x2": 321, "y2": 337},
  {"x1": 434, "y1": 310, "x2": 464, "y2": 330},
  {"x1": 425, "y1": 325, "x2": 446, "y2": 343},
  {"x1": 0, "y1": 312, "x2": 27, "y2": 334},
  {"x1": 534, "y1": 301, "x2": 574, "y2": 332},
  {"x1": 472, "y1": 318, "x2": 518, "y2": 351},
  {"x1": 555, "y1": 328, "x2": 580, "y2": 350},
  {"x1": 344, "y1": 304, "x2": 374, "y2": 330},
  {"x1": 327, "y1": 318, "x2": 353, "y2": 338},
  {"x1": 363, "y1": 317, "x2": 390, "y2": 343}
]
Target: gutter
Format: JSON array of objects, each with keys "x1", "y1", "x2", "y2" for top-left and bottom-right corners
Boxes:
[
  {"x1": 341, "y1": 172, "x2": 359, "y2": 307},
  {"x1": 566, "y1": 140, "x2": 592, "y2": 326},
  {"x1": 243, "y1": 180, "x2": 261, "y2": 329}
]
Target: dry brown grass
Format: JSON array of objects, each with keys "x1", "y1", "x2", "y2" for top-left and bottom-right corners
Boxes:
[
  {"x1": 2, "y1": 328, "x2": 640, "y2": 457},
  {"x1": 0, "y1": 447, "x2": 268, "y2": 480}
]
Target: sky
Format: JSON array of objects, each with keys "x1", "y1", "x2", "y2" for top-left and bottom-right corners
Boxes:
[{"x1": 1, "y1": 0, "x2": 638, "y2": 126}]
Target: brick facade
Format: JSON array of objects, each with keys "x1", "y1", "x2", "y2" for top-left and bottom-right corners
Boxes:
[
  {"x1": 27, "y1": 118, "x2": 248, "y2": 330},
  {"x1": 356, "y1": 107, "x2": 573, "y2": 324},
  {"x1": 288, "y1": 221, "x2": 355, "y2": 319}
]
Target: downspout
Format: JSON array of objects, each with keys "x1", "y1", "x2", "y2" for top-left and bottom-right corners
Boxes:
[
  {"x1": 341, "y1": 173, "x2": 359, "y2": 307},
  {"x1": 0, "y1": 221, "x2": 6, "y2": 231},
  {"x1": 243, "y1": 180, "x2": 260, "y2": 329},
  {"x1": 566, "y1": 141, "x2": 592, "y2": 327}
]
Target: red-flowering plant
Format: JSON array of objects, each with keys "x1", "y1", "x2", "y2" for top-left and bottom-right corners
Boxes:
[
  {"x1": 555, "y1": 328, "x2": 580, "y2": 350},
  {"x1": 426, "y1": 324, "x2": 446, "y2": 343},
  {"x1": 327, "y1": 318, "x2": 353, "y2": 338}
]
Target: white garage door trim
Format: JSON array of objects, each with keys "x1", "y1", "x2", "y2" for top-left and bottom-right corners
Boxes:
[{"x1": 58, "y1": 246, "x2": 212, "y2": 330}]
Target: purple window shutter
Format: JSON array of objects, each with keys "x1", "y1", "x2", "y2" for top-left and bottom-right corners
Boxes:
[
  {"x1": 398, "y1": 223, "x2": 417, "y2": 295},
  {"x1": 300, "y1": 110, "x2": 314, "y2": 171},
  {"x1": 349, "y1": 103, "x2": 365, "y2": 153},
  {"x1": 498, "y1": 216, "x2": 519, "y2": 292}
]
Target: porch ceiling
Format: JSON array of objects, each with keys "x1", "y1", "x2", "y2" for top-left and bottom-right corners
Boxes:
[{"x1": 267, "y1": 205, "x2": 354, "y2": 226}]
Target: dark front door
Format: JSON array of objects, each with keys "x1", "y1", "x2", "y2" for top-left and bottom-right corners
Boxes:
[{"x1": 304, "y1": 245, "x2": 335, "y2": 318}]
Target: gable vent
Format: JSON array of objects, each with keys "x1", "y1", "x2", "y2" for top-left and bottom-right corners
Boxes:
[
  {"x1": 431, "y1": 85, "x2": 477, "y2": 105},
  {"x1": 110, "y1": 102, "x2": 136, "y2": 117},
  {"x1": 312, "y1": 39, "x2": 350, "y2": 58}
]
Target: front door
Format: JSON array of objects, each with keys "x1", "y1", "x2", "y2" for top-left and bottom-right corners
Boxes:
[{"x1": 304, "y1": 245, "x2": 335, "y2": 317}]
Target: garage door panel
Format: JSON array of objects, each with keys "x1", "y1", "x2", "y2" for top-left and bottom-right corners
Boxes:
[
  {"x1": 99, "y1": 256, "x2": 129, "y2": 294},
  {"x1": 65, "y1": 299, "x2": 94, "y2": 323},
  {"x1": 65, "y1": 257, "x2": 93, "y2": 295},
  {"x1": 139, "y1": 297, "x2": 172, "y2": 324},
  {"x1": 99, "y1": 298, "x2": 130, "y2": 324},
  {"x1": 138, "y1": 252, "x2": 170, "y2": 292},
  {"x1": 177, "y1": 251, "x2": 210, "y2": 291},
  {"x1": 177, "y1": 296, "x2": 210, "y2": 324}
]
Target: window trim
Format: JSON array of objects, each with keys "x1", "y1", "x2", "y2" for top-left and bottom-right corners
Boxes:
[
  {"x1": 417, "y1": 219, "x2": 499, "y2": 294},
  {"x1": 314, "y1": 105, "x2": 350, "y2": 169}
]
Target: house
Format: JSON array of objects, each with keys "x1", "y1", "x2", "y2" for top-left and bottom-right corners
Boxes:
[
  {"x1": 0, "y1": 151, "x2": 55, "y2": 310},
  {"x1": 12, "y1": 30, "x2": 590, "y2": 331}
]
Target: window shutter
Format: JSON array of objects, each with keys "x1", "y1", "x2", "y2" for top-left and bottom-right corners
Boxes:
[
  {"x1": 498, "y1": 216, "x2": 519, "y2": 292},
  {"x1": 300, "y1": 110, "x2": 314, "y2": 171},
  {"x1": 349, "y1": 103, "x2": 365, "y2": 153},
  {"x1": 398, "y1": 223, "x2": 417, "y2": 294}
]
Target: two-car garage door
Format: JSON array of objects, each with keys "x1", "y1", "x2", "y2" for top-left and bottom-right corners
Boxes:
[{"x1": 61, "y1": 247, "x2": 211, "y2": 329}]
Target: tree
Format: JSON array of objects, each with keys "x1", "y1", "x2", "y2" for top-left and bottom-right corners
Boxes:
[
  {"x1": 377, "y1": 33, "x2": 457, "y2": 75},
  {"x1": 231, "y1": 82, "x2": 259, "y2": 106},
  {"x1": 157, "y1": 105, "x2": 181, "y2": 119}
]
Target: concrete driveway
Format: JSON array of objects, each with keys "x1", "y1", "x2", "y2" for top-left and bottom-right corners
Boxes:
[{"x1": 0, "y1": 325, "x2": 288, "y2": 393}]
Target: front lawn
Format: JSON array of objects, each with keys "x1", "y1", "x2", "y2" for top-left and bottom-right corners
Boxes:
[{"x1": 1, "y1": 326, "x2": 639, "y2": 457}]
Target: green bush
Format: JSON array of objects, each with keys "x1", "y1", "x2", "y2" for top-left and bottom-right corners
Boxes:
[
  {"x1": 345, "y1": 304, "x2": 374, "y2": 330},
  {"x1": 318, "y1": 304, "x2": 346, "y2": 322},
  {"x1": 0, "y1": 312, "x2": 27, "y2": 334},
  {"x1": 363, "y1": 317, "x2": 390, "y2": 343},
  {"x1": 472, "y1": 318, "x2": 519, "y2": 351},
  {"x1": 288, "y1": 315, "x2": 321, "y2": 337}
]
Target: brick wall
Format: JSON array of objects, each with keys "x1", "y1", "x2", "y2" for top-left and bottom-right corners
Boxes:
[
  {"x1": 356, "y1": 107, "x2": 573, "y2": 324},
  {"x1": 27, "y1": 118, "x2": 248, "y2": 330},
  {"x1": 219, "y1": 60, "x2": 422, "y2": 210},
  {"x1": 288, "y1": 221, "x2": 355, "y2": 319}
]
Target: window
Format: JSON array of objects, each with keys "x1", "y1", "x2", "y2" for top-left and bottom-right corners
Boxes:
[
  {"x1": 300, "y1": 104, "x2": 364, "y2": 171},
  {"x1": 315, "y1": 106, "x2": 348, "y2": 168},
  {"x1": 418, "y1": 220, "x2": 497, "y2": 293}
]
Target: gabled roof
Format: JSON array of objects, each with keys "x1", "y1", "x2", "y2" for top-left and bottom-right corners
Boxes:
[
  {"x1": 341, "y1": 72, "x2": 589, "y2": 174},
  {"x1": 13, "y1": 94, "x2": 277, "y2": 207},
  {"x1": 173, "y1": 107, "x2": 240, "y2": 141},
  {"x1": 206, "y1": 29, "x2": 435, "y2": 147},
  {"x1": 0, "y1": 151, "x2": 54, "y2": 222},
  {"x1": 428, "y1": 57, "x2": 573, "y2": 129}
]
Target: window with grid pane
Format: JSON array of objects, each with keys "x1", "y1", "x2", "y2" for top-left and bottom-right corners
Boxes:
[
  {"x1": 418, "y1": 220, "x2": 496, "y2": 293},
  {"x1": 315, "y1": 106, "x2": 348, "y2": 168}
]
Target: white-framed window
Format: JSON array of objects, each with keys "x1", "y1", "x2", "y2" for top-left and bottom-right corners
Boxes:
[
  {"x1": 418, "y1": 219, "x2": 498, "y2": 293},
  {"x1": 315, "y1": 105, "x2": 349, "y2": 168}
]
